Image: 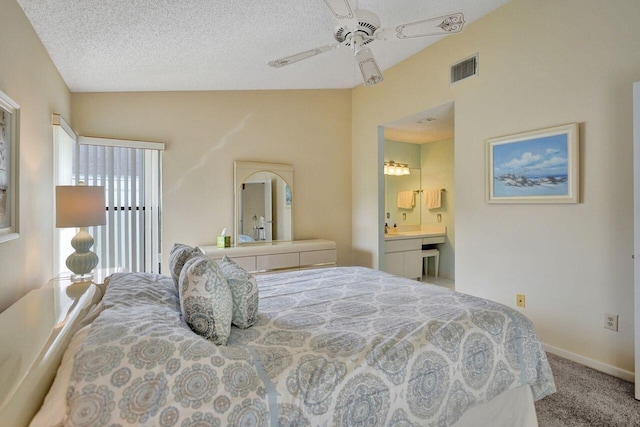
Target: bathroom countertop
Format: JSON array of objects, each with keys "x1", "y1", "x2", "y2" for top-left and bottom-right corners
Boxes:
[{"x1": 384, "y1": 226, "x2": 446, "y2": 241}]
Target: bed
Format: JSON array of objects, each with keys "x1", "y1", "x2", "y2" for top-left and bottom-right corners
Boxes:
[{"x1": 2, "y1": 266, "x2": 555, "y2": 426}]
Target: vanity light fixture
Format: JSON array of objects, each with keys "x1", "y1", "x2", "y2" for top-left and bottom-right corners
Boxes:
[{"x1": 384, "y1": 161, "x2": 411, "y2": 176}]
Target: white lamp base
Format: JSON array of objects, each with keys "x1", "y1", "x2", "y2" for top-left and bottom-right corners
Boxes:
[{"x1": 66, "y1": 227, "x2": 99, "y2": 281}]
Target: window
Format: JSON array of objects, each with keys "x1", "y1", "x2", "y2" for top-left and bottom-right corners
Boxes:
[
  {"x1": 53, "y1": 116, "x2": 163, "y2": 275},
  {"x1": 72, "y1": 144, "x2": 161, "y2": 273}
]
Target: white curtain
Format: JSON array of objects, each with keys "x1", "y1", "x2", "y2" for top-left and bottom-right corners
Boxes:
[
  {"x1": 53, "y1": 116, "x2": 76, "y2": 275},
  {"x1": 73, "y1": 144, "x2": 162, "y2": 273}
]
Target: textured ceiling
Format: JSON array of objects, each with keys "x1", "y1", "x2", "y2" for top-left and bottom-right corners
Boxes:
[{"x1": 17, "y1": 0, "x2": 511, "y2": 92}]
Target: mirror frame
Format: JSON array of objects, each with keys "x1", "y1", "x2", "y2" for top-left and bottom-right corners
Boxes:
[{"x1": 234, "y1": 161, "x2": 293, "y2": 246}]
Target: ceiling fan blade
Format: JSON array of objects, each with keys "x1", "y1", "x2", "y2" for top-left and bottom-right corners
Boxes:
[
  {"x1": 268, "y1": 43, "x2": 339, "y2": 68},
  {"x1": 355, "y1": 47, "x2": 384, "y2": 86},
  {"x1": 376, "y1": 12, "x2": 465, "y2": 40},
  {"x1": 321, "y1": 0, "x2": 360, "y2": 29}
]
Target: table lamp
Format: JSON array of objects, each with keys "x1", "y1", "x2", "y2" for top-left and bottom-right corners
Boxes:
[{"x1": 56, "y1": 184, "x2": 106, "y2": 282}]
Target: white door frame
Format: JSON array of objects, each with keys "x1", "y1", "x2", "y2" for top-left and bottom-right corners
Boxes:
[{"x1": 633, "y1": 81, "x2": 640, "y2": 399}]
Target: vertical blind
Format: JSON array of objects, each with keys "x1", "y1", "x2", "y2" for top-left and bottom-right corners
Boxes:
[{"x1": 72, "y1": 144, "x2": 162, "y2": 273}]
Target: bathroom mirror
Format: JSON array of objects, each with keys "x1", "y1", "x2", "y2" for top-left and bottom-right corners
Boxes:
[
  {"x1": 234, "y1": 161, "x2": 293, "y2": 246},
  {"x1": 384, "y1": 168, "x2": 421, "y2": 227}
]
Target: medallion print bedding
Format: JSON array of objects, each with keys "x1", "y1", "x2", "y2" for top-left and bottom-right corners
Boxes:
[
  {"x1": 65, "y1": 267, "x2": 555, "y2": 426},
  {"x1": 219, "y1": 255, "x2": 259, "y2": 329}
]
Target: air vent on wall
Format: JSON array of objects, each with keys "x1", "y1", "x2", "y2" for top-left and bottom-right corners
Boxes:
[{"x1": 450, "y1": 54, "x2": 478, "y2": 84}]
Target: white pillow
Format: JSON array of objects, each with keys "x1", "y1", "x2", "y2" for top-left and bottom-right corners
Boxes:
[{"x1": 179, "y1": 256, "x2": 233, "y2": 345}]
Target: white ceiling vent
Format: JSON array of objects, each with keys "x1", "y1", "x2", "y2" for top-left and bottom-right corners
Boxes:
[{"x1": 450, "y1": 54, "x2": 478, "y2": 84}]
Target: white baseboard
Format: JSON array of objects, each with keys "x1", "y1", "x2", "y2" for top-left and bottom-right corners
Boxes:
[{"x1": 542, "y1": 343, "x2": 635, "y2": 383}]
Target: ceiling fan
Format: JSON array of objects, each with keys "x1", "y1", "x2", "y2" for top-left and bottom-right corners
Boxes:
[{"x1": 268, "y1": 0, "x2": 465, "y2": 87}]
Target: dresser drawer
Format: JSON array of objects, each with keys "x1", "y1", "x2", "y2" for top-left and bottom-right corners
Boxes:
[
  {"x1": 256, "y1": 253, "x2": 300, "y2": 271},
  {"x1": 201, "y1": 239, "x2": 337, "y2": 273},
  {"x1": 300, "y1": 249, "x2": 337, "y2": 266},
  {"x1": 229, "y1": 256, "x2": 256, "y2": 272},
  {"x1": 422, "y1": 236, "x2": 445, "y2": 245},
  {"x1": 385, "y1": 238, "x2": 421, "y2": 253}
]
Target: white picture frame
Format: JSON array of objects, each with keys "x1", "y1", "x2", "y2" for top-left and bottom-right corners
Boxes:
[{"x1": 0, "y1": 89, "x2": 20, "y2": 243}]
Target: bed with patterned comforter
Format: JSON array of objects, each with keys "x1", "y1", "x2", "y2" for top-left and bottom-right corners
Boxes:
[{"x1": 64, "y1": 267, "x2": 555, "y2": 426}]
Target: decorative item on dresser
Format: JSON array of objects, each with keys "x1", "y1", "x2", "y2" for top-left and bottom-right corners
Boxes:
[{"x1": 55, "y1": 183, "x2": 106, "y2": 282}]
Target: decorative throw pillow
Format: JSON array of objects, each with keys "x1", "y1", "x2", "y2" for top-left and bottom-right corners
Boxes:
[
  {"x1": 179, "y1": 256, "x2": 233, "y2": 345},
  {"x1": 219, "y1": 255, "x2": 259, "y2": 329},
  {"x1": 168, "y1": 243, "x2": 203, "y2": 291}
]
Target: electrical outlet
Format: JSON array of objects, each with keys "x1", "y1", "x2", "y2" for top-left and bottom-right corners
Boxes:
[
  {"x1": 516, "y1": 294, "x2": 526, "y2": 308},
  {"x1": 437, "y1": 214, "x2": 442, "y2": 223},
  {"x1": 604, "y1": 313, "x2": 618, "y2": 331}
]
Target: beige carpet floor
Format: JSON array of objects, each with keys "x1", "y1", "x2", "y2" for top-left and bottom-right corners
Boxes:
[{"x1": 535, "y1": 353, "x2": 640, "y2": 427}]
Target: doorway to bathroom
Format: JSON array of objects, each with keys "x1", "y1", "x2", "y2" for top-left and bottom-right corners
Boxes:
[{"x1": 379, "y1": 102, "x2": 455, "y2": 289}]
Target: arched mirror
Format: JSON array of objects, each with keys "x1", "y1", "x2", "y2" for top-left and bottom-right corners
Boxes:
[{"x1": 234, "y1": 161, "x2": 293, "y2": 246}]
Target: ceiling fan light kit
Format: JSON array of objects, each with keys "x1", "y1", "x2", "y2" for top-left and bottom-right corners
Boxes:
[{"x1": 268, "y1": 0, "x2": 465, "y2": 87}]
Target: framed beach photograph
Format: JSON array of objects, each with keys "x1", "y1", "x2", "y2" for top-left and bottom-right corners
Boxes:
[
  {"x1": 486, "y1": 123, "x2": 579, "y2": 203},
  {"x1": 0, "y1": 89, "x2": 20, "y2": 243}
]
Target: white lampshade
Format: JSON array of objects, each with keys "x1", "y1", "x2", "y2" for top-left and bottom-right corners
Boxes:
[
  {"x1": 56, "y1": 185, "x2": 106, "y2": 228},
  {"x1": 56, "y1": 185, "x2": 106, "y2": 282}
]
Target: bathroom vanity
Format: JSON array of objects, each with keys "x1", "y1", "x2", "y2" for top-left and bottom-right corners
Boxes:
[{"x1": 383, "y1": 226, "x2": 446, "y2": 279}]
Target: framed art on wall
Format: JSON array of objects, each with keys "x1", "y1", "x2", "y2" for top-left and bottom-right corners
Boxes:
[
  {"x1": 0, "y1": 89, "x2": 20, "y2": 243},
  {"x1": 486, "y1": 123, "x2": 579, "y2": 204}
]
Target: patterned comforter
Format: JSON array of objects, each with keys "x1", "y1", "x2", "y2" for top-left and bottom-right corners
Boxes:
[{"x1": 65, "y1": 267, "x2": 555, "y2": 426}]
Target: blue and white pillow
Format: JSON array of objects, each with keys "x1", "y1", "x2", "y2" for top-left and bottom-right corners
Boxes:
[
  {"x1": 219, "y1": 255, "x2": 259, "y2": 329},
  {"x1": 168, "y1": 243, "x2": 203, "y2": 292},
  {"x1": 179, "y1": 256, "x2": 233, "y2": 345}
]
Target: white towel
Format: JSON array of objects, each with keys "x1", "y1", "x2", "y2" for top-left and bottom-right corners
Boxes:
[
  {"x1": 397, "y1": 190, "x2": 415, "y2": 209},
  {"x1": 425, "y1": 189, "x2": 441, "y2": 209}
]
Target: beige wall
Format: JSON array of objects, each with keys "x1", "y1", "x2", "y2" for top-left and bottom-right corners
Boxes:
[
  {"x1": 353, "y1": 0, "x2": 640, "y2": 374},
  {"x1": 421, "y1": 138, "x2": 454, "y2": 279},
  {"x1": 0, "y1": 0, "x2": 71, "y2": 311},
  {"x1": 71, "y1": 90, "x2": 352, "y2": 269}
]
